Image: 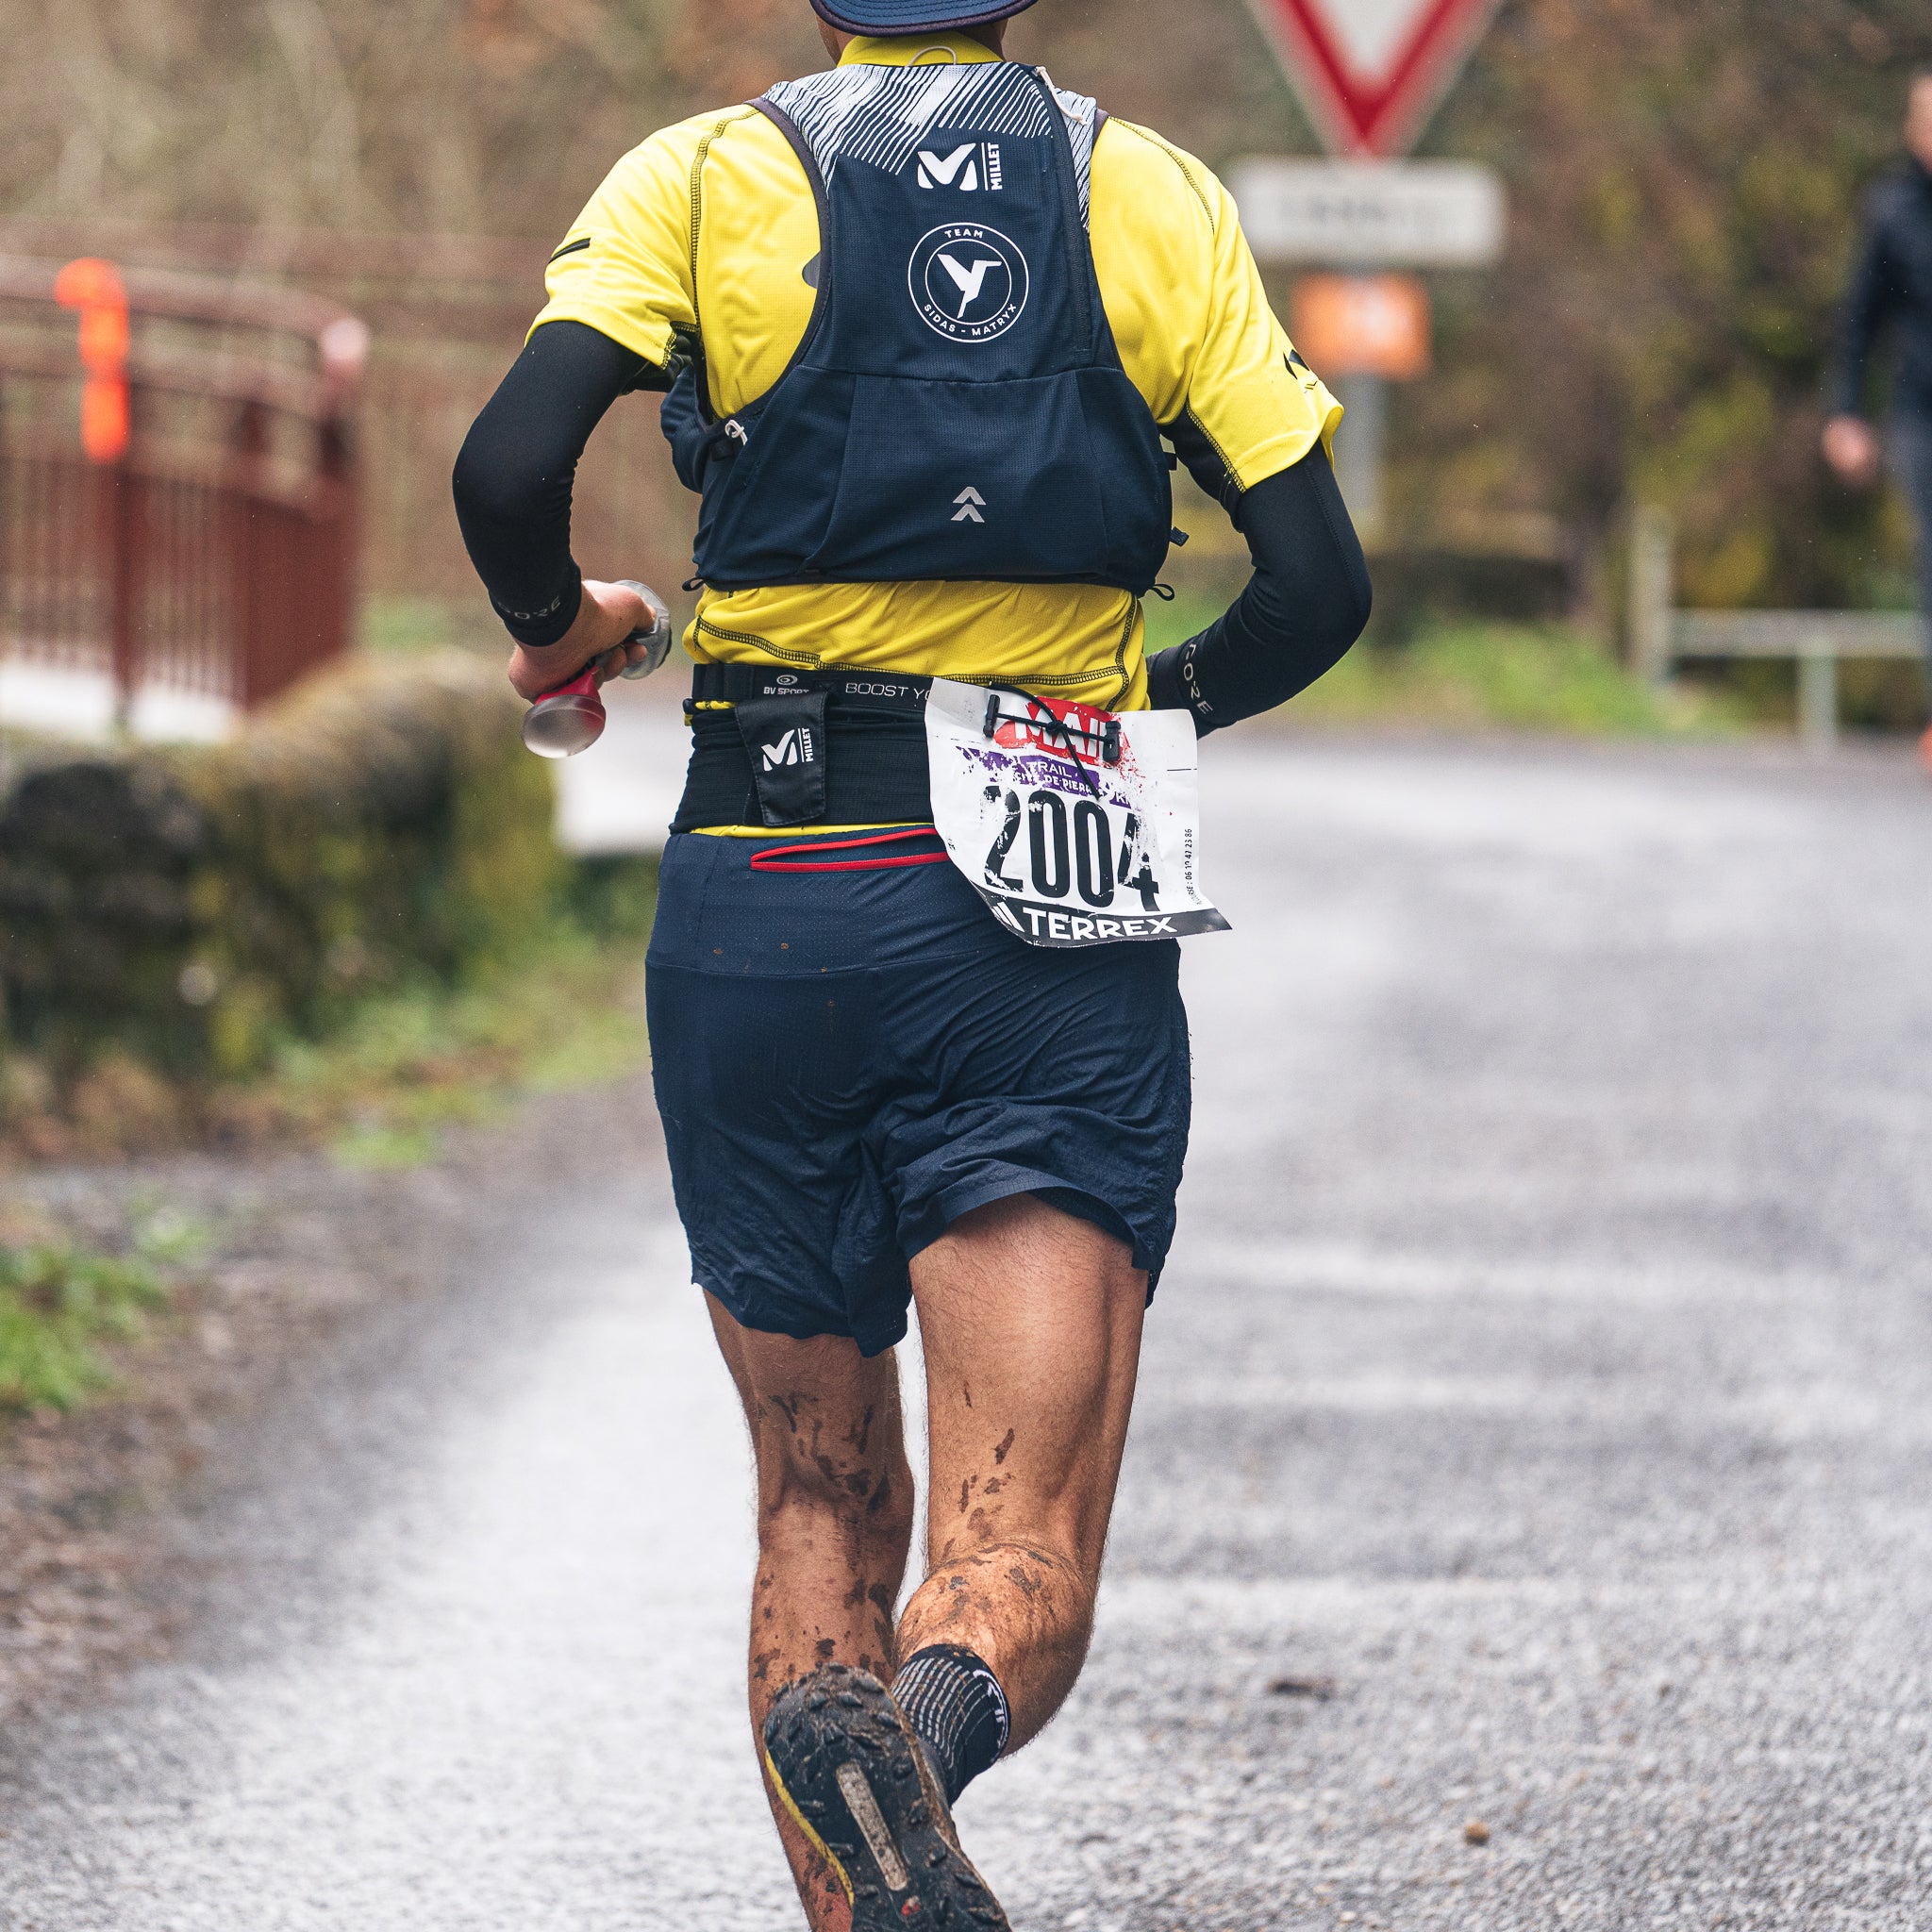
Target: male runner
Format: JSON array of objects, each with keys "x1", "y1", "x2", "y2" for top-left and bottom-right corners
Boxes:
[
  {"x1": 1825, "y1": 66, "x2": 1932, "y2": 764},
  {"x1": 454, "y1": 3, "x2": 1370, "y2": 1924}
]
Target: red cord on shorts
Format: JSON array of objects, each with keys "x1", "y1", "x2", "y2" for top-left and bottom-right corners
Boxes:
[{"x1": 749, "y1": 828, "x2": 951, "y2": 874}]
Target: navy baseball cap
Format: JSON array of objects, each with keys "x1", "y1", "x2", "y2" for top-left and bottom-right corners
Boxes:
[{"x1": 811, "y1": 0, "x2": 1038, "y2": 33}]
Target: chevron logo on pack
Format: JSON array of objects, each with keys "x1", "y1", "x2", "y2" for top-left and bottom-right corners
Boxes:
[
  {"x1": 917, "y1": 143, "x2": 1005, "y2": 192},
  {"x1": 909, "y1": 225, "x2": 1029, "y2": 343}
]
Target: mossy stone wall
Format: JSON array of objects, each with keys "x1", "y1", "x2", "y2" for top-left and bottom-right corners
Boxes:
[{"x1": 0, "y1": 652, "x2": 561, "y2": 1082}]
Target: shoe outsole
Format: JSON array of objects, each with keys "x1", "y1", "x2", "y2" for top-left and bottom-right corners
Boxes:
[{"x1": 763, "y1": 1662, "x2": 1011, "y2": 1929}]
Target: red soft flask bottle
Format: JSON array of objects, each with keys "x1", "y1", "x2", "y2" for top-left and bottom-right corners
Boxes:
[{"x1": 521, "y1": 582, "x2": 675, "y2": 759}]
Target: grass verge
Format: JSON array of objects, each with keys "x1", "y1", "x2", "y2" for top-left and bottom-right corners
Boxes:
[
  {"x1": 257, "y1": 924, "x2": 653, "y2": 1169},
  {"x1": 1144, "y1": 600, "x2": 1740, "y2": 738},
  {"x1": 1, "y1": 858, "x2": 658, "y2": 1168},
  {"x1": 0, "y1": 1214, "x2": 203, "y2": 1414},
  {"x1": 225, "y1": 859, "x2": 658, "y2": 1168}
]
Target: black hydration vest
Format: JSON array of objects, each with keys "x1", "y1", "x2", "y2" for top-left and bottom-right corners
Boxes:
[{"x1": 661, "y1": 58, "x2": 1174, "y2": 596}]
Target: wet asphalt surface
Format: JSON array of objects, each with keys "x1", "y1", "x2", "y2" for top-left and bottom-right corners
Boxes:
[{"x1": 3, "y1": 735, "x2": 1931, "y2": 1930}]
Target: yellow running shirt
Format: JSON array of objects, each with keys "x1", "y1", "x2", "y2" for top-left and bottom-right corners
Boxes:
[{"x1": 533, "y1": 32, "x2": 1340, "y2": 717}]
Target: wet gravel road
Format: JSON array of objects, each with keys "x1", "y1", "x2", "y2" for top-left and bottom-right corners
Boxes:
[{"x1": 4, "y1": 736, "x2": 1931, "y2": 1930}]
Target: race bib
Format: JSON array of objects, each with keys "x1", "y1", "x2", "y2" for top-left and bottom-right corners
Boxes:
[{"x1": 924, "y1": 676, "x2": 1232, "y2": 948}]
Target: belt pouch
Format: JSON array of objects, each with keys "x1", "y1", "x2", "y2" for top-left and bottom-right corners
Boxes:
[{"x1": 734, "y1": 691, "x2": 830, "y2": 826}]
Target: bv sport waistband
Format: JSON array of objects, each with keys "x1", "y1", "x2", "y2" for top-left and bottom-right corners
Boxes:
[{"x1": 672, "y1": 665, "x2": 935, "y2": 833}]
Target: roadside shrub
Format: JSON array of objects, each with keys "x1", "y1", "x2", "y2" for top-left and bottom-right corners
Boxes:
[{"x1": 0, "y1": 651, "x2": 561, "y2": 1087}]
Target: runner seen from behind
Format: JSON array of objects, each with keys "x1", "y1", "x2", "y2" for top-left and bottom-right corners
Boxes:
[{"x1": 454, "y1": 0, "x2": 1370, "y2": 1923}]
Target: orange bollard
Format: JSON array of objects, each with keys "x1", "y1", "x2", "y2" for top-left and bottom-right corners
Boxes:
[{"x1": 54, "y1": 258, "x2": 131, "y2": 463}]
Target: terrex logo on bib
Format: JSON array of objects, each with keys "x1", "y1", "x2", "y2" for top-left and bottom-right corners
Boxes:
[{"x1": 909, "y1": 225, "x2": 1028, "y2": 343}]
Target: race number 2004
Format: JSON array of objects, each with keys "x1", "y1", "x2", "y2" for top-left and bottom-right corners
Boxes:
[{"x1": 924, "y1": 677, "x2": 1232, "y2": 949}]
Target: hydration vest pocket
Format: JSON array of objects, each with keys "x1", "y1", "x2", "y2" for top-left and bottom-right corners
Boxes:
[
  {"x1": 690, "y1": 368, "x2": 858, "y2": 588},
  {"x1": 805, "y1": 371, "x2": 1126, "y2": 586},
  {"x1": 1074, "y1": 367, "x2": 1177, "y2": 589}
]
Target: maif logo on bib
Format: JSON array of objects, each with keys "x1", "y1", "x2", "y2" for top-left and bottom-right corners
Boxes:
[{"x1": 909, "y1": 225, "x2": 1028, "y2": 343}]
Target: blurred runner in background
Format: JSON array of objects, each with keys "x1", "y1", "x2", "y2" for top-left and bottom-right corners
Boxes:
[{"x1": 1825, "y1": 67, "x2": 1932, "y2": 765}]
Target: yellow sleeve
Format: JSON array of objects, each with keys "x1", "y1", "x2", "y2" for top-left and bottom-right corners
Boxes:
[
  {"x1": 1092, "y1": 121, "x2": 1341, "y2": 492},
  {"x1": 527, "y1": 112, "x2": 722, "y2": 367},
  {"x1": 528, "y1": 106, "x2": 816, "y2": 416}
]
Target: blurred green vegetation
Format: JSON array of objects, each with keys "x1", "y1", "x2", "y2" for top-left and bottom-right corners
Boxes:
[
  {"x1": 10, "y1": 2, "x2": 1926, "y2": 644},
  {"x1": 1291, "y1": 626, "x2": 1736, "y2": 737},
  {"x1": 1409, "y1": 0, "x2": 1932, "y2": 625},
  {"x1": 1146, "y1": 595, "x2": 1735, "y2": 737},
  {"x1": 0, "y1": 852, "x2": 656, "y2": 1167},
  {"x1": 0, "y1": 1213, "x2": 203, "y2": 1414},
  {"x1": 256, "y1": 858, "x2": 657, "y2": 1170},
  {"x1": 360, "y1": 596, "x2": 475, "y2": 657},
  {"x1": 0, "y1": 653, "x2": 561, "y2": 1097},
  {"x1": 0, "y1": 654, "x2": 651, "y2": 1161}
]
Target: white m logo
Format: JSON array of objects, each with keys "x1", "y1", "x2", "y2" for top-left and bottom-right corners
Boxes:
[
  {"x1": 761, "y1": 731, "x2": 802, "y2": 769},
  {"x1": 918, "y1": 144, "x2": 979, "y2": 192}
]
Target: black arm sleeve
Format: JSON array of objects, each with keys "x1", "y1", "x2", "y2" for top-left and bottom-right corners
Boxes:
[
  {"x1": 1830, "y1": 192, "x2": 1898, "y2": 419},
  {"x1": 452, "y1": 321, "x2": 656, "y2": 648},
  {"x1": 1146, "y1": 445, "x2": 1373, "y2": 733}
]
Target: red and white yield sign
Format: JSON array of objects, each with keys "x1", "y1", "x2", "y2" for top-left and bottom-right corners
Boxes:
[{"x1": 1245, "y1": 0, "x2": 1506, "y2": 158}]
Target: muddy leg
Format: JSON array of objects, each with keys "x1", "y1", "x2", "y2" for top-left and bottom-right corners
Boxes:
[
  {"x1": 898, "y1": 1194, "x2": 1147, "y2": 1752},
  {"x1": 708, "y1": 1295, "x2": 916, "y2": 1930}
]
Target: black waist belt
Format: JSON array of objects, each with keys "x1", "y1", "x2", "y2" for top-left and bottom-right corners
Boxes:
[{"x1": 672, "y1": 665, "x2": 936, "y2": 832}]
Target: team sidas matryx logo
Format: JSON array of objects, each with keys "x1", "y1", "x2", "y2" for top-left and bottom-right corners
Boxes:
[
  {"x1": 915, "y1": 143, "x2": 1004, "y2": 192},
  {"x1": 908, "y1": 225, "x2": 1028, "y2": 343},
  {"x1": 761, "y1": 726, "x2": 816, "y2": 770}
]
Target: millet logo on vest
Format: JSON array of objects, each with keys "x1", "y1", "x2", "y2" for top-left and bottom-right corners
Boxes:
[
  {"x1": 908, "y1": 225, "x2": 1029, "y2": 344},
  {"x1": 915, "y1": 143, "x2": 1004, "y2": 192}
]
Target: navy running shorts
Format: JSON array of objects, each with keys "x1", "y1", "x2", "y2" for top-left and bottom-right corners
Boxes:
[{"x1": 645, "y1": 827, "x2": 1192, "y2": 1357}]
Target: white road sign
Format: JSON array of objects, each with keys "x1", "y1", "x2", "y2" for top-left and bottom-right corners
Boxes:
[{"x1": 1229, "y1": 158, "x2": 1507, "y2": 268}]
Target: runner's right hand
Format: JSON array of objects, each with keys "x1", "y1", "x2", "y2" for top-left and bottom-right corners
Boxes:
[
  {"x1": 508, "y1": 579, "x2": 655, "y2": 703},
  {"x1": 1823, "y1": 415, "x2": 1882, "y2": 490}
]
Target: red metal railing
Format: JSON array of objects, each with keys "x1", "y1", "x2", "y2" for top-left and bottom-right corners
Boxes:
[{"x1": 0, "y1": 256, "x2": 366, "y2": 717}]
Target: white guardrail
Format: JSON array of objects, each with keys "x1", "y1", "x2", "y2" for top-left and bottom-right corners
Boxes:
[{"x1": 1628, "y1": 508, "x2": 1924, "y2": 754}]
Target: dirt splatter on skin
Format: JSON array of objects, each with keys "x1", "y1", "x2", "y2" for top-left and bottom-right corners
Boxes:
[
  {"x1": 814, "y1": 1867, "x2": 845, "y2": 1924},
  {"x1": 959, "y1": 1478, "x2": 973, "y2": 1514},
  {"x1": 752, "y1": 1646, "x2": 784, "y2": 1683},
  {"x1": 1008, "y1": 1564, "x2": 1043, "y2": 1598},
  {"x1": 816, "y1": 1451, "x2": 875, "y2": 1499},
  {"x1": 983, "y1": 1476, "x2": 1004, "y2": 1495},
  {"x1": 993, "y1": 1428, "x2": 1016, "y2": 1465},
  {"x1": 815, "y1": 1637, "x2": 837, "y2": 1660},
  {"x1": 962, "y1": 1384, "x2": 973, "y2": 1408}
]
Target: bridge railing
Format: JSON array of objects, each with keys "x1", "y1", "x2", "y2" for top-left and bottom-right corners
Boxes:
[{"x1": 0, "y1": 257, "x2": 367, "y2": 723}]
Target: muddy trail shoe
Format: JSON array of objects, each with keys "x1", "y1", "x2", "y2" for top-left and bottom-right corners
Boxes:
[{"x1": 763, "y1": 1662, "x2": 1010, "y2": 1929}]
